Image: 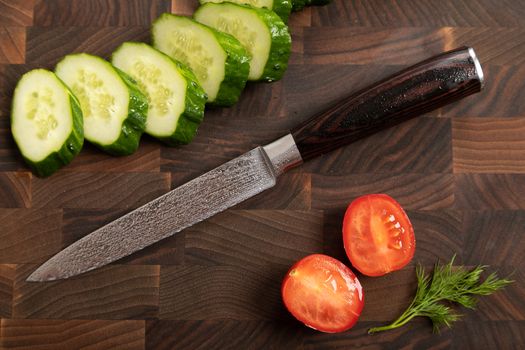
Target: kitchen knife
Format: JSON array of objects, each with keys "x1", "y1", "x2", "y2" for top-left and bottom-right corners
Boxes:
[{"x1": 27, "y1": 47, "x2": 484, "y2": 282}]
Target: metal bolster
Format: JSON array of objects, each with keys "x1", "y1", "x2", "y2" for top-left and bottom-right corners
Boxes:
[
  {"x1": 262, "y1": 133, "x2": 303, "y2": 177},
  {"x1": 468, "y1": 47, "x2": 485, "y2": 89}
]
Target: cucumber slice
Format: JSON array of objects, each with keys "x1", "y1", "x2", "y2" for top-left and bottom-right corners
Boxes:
[
  {"x1": 194, "y1": 2, "x2": 291, "y2": 82},
  {"x1": 11, "y1": 69, "x2": 83, "y2": 177},
  {"x1": 112, "y1": 42, "x2": 207, "y2": 146},
  {"x1": 199, "y1": 0, "x2": 292, "y2": 23},
  {"x1": 152, "y1": 14, "x2": 249, "y2": 107},
  {"x1": 55, "y1": 53, "x2": 148, "y2": 156},
  {"x1": 291, "y1": 0, "x2": 306, "y2": 11}
]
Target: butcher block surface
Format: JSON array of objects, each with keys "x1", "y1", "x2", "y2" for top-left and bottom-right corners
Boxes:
[{"x1": 1, "y1": 0, "x2": 524, "y2": 349}]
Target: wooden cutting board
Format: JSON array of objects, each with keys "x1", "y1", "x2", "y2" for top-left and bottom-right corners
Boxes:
[{"x1": 1, "y1": 0, "x2": 524, "y2": 349}]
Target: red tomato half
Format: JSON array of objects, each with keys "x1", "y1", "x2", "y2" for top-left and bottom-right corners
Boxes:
[
  {"x1": 281, "y1": 254, "x2": 364, "y2": 333},
  {"x1": 343, "y1": 194, "x2": 415, "y2": 276}
]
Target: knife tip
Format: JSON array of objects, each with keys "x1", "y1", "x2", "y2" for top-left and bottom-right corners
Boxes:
[{"x1": 26, "y1": 266, "x2": 61, "y2": 282}]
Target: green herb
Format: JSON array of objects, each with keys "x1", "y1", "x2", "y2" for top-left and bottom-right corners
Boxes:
[{"x1": 368, "y1": 256, "x2": 513, "y2": 334}]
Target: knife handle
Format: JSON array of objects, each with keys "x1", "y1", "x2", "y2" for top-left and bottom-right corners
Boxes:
[{"x1": 290, "y1": 47, "x2": 484, "y2": 161}]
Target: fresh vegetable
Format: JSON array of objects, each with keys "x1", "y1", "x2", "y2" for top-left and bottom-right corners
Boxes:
[
  {"x1": 291, "y1": 0, "x2": 306, "y2": 11},
  {"x1": 281, "y1": 254, "x2": 364, "y2": 333},
  {"x1": 112, "y1": 42, "x2": 207, "y2": 146},
  {"x1": 152, "y1": 14, "x2": 249, "y2": 107},
  {"x1": 11, "y1": 69, "x2": 84, "y2": 177},
  {"x1": 343, "y1": 194, "x2": 415, "y2": 276},
  {"x1": 55, "y1": 53, "x2": 147, "y2": 156},
  {"x1": 194, "y1": 2, "x2": 292, "y2": 82},
  {"x1": 199, "y1": 0, "x2": 292, "y2": 23},
  {"x1": 369, "y1": 256, "x2": 513, "y2": 334}
]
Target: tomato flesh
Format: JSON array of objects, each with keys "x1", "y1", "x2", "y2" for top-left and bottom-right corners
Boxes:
[
  {"x1": 343, "y1": 194, "x2": 415, "y2": 276},
  {"x1": 281, "y1": 254, "x2": 364, "y2": 333}
]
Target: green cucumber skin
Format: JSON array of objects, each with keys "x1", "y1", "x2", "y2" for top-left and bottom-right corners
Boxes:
[
  {"x1": 157, "y1": 60, "x2": 207, "y2": 146},
  {"x1": 152, "y1": 14, "x2": 249, "y2": 107},
  {"x1": 209, "y1": 29, "x2": 250, "y2": 107},
  {"x1": 271, "y1": 0, "x2": 293, "y2": 22},
  {"x1": 198, "y1": 0, "x2": 292, "y2": 23},
  {"x1": 195, "y1": 3, "x2": 291, "y2": 82},
  {"x1": 292, "y1": 0, "x2": 306, "y2": 11},
  {"x1": 97, "y1": 68, "x2": 148, "y2": 156},
  {"x1": 253, "y1": 6, "x2": 291, "y2": 82},
  {"x1": 13, "y1": 86, "x2": 84, "y2": 178}
]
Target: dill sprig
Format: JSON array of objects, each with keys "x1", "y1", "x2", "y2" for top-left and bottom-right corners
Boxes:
[{"x1": 368, "y1": 256, "x2": 513, "y2": 334}]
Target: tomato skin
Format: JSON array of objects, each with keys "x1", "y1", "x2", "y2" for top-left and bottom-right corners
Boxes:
[
  {"x1": 281, "y1": 254, "x2": 364, "y2": 333},
  {"x1": 343, "y1": 194, "x2": 415, "y2": 277}
]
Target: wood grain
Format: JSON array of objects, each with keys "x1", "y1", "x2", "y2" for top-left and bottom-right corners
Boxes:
[
  {"x1": 26, "y1": 26, "x2": 150, "y2": 66},
  {"x1": 303, "y1": 27, "x2": 525, "y2": 66},
  {"x1": 0, "y1": 172, "x2": 30, "y2": 208},
  {"x1": 0, "y1": 319, "x2": 145, "y2": 350},
  {"x1": 33, "y1": 0, "x2": 170, "y2": 26},
  {"x1": 312, "y1": 173, "x2": 455, "y2": 210},
  {"x1": 0, "y1": 0, "x2": 34, "y2": 27},
  {"x1": 462, "y1": 211, "x2": 525, "y2": 268},
  {"x1": 159, "y1": 265, "x2": 289, "y2": 320},
  {"x1": 304, "y1": 117, "x2": 452, "y2": 175},
  {"x1": 291, "y1": 47, "x2": 482, "y2": 162},
  {"x1": 453, "y1": 320, "x2": 525, "y2": 350},
  {"x1": 184, "y1": 210, "x2": 323, "y2": 267},
  {"x1": 454, "y1": 174, "x2": 525, "y2": 209},
  {"x1": 31, "y1": 172, "x2": 170, "y2": 209},
  {"x1": 0, "y1": 264, "x2": 15, "y2": 318},
  {"x1": 12, "y1": 264, "x2": 159, "y2": 319},
  {"x1": 312, "y1": 0, "x2": 525, "y2": 27},
  {"x1": 443, "y1": 65, "x2": 525, "y2": 118},
  {"x1": 146, "y1": 319, "x2": 303, "y2": 350},
  {"x1": 453, "y1": 118, "x2": 525, "y2": 173},
  {"x1": 0, "y1": 26, "x2": 25, "y2": 64},
  {"x1": 0, "y1": 209, "x2": 62, "y2": 264},
  {"x1": 1, "y1": 0, "x2": 524, "y2": 348}
]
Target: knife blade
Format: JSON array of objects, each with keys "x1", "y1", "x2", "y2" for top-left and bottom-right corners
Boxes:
[{"x1": 27, "y1": 47, "x2": 484, "y2": 282}]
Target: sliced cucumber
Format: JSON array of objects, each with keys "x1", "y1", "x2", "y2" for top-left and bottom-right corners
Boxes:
[
  {"x1": 194, "y1": 2, "x2": 291, "y2": 82},
  {"x1": 11, "y1": 69, "x2": 84, "y2": 177},
  {"x1": 112, "y1": 42, "x2": 207, "y2": 146},
  {"x1": 291, "y1": 0, "x2": 306, "y2": 11},
  {"x1": 152, "y1": 14, "x2": 249, "y2": 107},
  {"x1": 199, "y1": 0, "x2": 292, "y2": 23},
  {"x1": 55, "y1": 53, "x2": 147, "y2": 156}
]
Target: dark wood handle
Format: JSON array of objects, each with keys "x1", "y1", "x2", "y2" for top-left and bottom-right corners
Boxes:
[{"x1": 291, "y1": 47, "x2": 484, "y2": 161}]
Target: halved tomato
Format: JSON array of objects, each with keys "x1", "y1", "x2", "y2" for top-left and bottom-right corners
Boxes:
[
  {"x1": 343, "y1": 194, "x2": 415, "y2": 276},
  {"x1": 281, "y1": 254, "x2": 364, "y2": 333}
]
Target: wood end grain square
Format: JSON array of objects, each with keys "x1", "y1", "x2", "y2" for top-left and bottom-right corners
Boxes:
[
  {"x1": 31, "y1": 172, "x2": 171, "y2": 209},
  {"x1": 0, "y1": 0, "x2": 34, "y2": 26},
  {"x1": 171, "y1": 0, "x2": 197, "y2": 16},
  {"x1": 0, "y1": 264, "x2": 16, "y2": 318},
  {"x1": 453, "y1": 118, "x2": 525, "y2": 174},
  {"x1": 0, "y1": 27, "x2": 25, "y2": 64},
  {"x1": 312, "y1": 173, "x2": 454, "y2": 211},
  {"x1": 0, "y1": 209, "x2": 62, "y2": 264},
  {"x1": 146, "y1": 320, "x2": 303, "y2": 350},
  {"x1": 159, "y1": 265, "x2": 289, "y2": 320},
  {"x1": 0, "y1": 172, "x2": 31, "y2": 208},
  {"x1": 34, "y1": 0, "x2": 171, "y2": 26},
  {"x1": 454, "y1": 174, "x2": 525, "y2": 210},
  {"x1": 12, "y1": 264, "x2": 160, "y2": 319},
  {"x1": 184, "y1": 210, "x2": 323, "y2": 267},
  {"x1": 1, "y1": 319, "x2": 145, "y2": 350}
]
